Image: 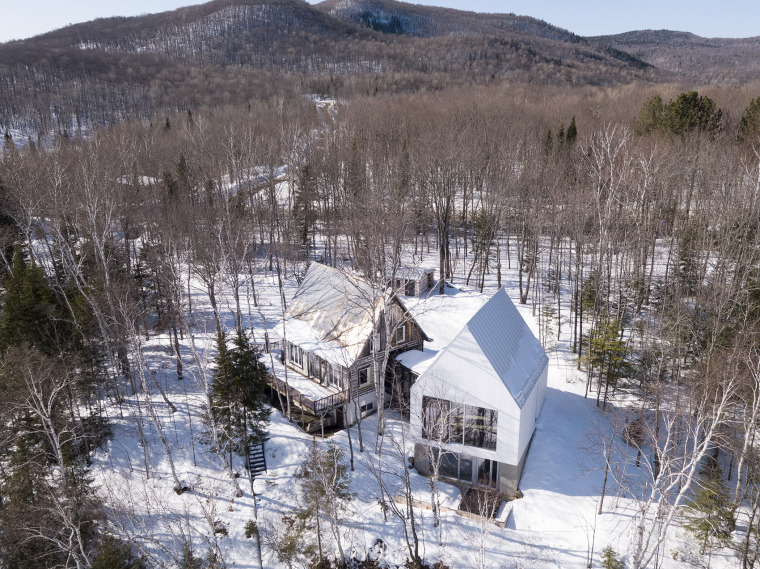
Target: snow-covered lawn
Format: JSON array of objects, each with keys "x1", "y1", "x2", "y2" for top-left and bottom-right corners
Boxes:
[{"x1": 90, "y1": 246, "x2": 739, "y2": 568}]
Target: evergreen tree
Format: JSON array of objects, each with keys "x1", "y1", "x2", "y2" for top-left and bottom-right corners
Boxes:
[
  {"x1": 0, "y1": 246, "x2": 60, "y2": 354},
  {"x1": 543, "y1": 128, "x2": 553, "y2": 154},
  {"x1": 585, "y1": 314, "x2": 632, "y2": 409},
  {"x1": 739, "y1": 95, "x2": 760, "y2": 142},
  {"x1": 601, "y1": 546, "x2": 625, "y2": 569},
  {"x1": 91, "y1": 536, "x2": 147, "y2": 569},
  {"x1": 178, "y1": 542, "x2": 205, "y2": 569},
  {"x1": 637, "y1": 91, "x2": 722, "y2": 135},
  {"x1": 210, "y1": 330, "x2": 270, "y2": 462},
  {"x1": 637, "y1": 94, "x2": 665, "y2": 134},
  {"x1": 665, "y1": 91, "x2": 722, "y2": 134},
  {"x1": 684, "y1": 460, "x2": 735, "y2": 555},
  {"x1": 566, "y1": 115, "x2": 578, "y2": 144}
]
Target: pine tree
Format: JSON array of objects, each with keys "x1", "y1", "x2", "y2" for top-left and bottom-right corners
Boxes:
[
  {"x1": 585, "y1": 314, "x2": 631, "y2": 409},
  {"x1": 566, "y1": 116, "x2": 578, "y2": 144},
  {"x1": 684, "y1": 460, "x2": 735, "y2": 555},
  {"x1": 637, "y1": 94, "x2": 665, "y2": 134},
  {"x1": 178, "y1": 543, "x2": 205, "y2": 569},
  {"x1": 91, "y1": 536, "x2": 147, "y2": 569},
  {"x1": 739, "y1": 95, "x2": 760, "y2": 142},
  {"x1": 601, "y1": 546, "x2": 625, "y2": 569},
  {"x1": 543, "y1": 128, "x2": 553, "y2": 154},
  {"x1": 210, "y1": 331, "x2": 270, "y2": 462},
  {"x1": 0, "y1": 246, "x2": 59, "y2": 354}
]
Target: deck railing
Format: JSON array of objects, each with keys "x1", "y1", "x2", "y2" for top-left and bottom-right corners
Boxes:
[{"x1": 268, "y1": 374, "x2": 374, "y2": 416}]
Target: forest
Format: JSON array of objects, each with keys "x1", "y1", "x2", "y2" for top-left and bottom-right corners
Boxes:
[{"x1": 3, "y1": 34, "x2": 760, "y2": 566}]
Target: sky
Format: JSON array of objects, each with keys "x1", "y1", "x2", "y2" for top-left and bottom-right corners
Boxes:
[{"x1": 0, "y1": 0, "x2": 757, "y2": 43}]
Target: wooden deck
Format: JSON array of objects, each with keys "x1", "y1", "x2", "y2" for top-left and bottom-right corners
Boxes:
[{"x1": 267, "y1": 373, "x2": 374, "y2": 433}]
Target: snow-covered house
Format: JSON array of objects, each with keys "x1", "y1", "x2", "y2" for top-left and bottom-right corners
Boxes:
[
  {"x1": 278, "y1": 263, "x2": 429, "y2": 429},
  {"x1": 410, "y1": 287, "x2": 549, "y2": 496}
]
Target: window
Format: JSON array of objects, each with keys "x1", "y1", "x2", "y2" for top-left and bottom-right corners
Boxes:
[
  {"x1": 422, "y1": 396, "x2": 450, "y2": 441},
  {"x1": 328, "y1": 365, "x2": 346, "y2": 389},
  {"x1": 312, "y1": 356, "x2": 328, "y2": 383},
  {"x1": 393, "y1": 324, "x2": 406, "y2": 345},
  {"x1": 434, "y1": 449, "x2": 473, "y2": 483},
  {"x1": 476, "y1": 458, "x2": 498, "y2": 488},
  {"x1": 367, "y1": 333, "x2": 379, "y2": 353},
  {"x1": 464, "y1": 405, "x2": 498, "y2": 451},
  {"x1": 422, "y1": 396, "x2": 497, "y2": 451},
  {"x1": 360, "y1": 401, "x2": 375, "y2": 414},
  {"x1": 358, "y1": 366, "x2": 372, "y2": 387},
  {"x1": 288, "y1": 343, "x2": 304, "y2": 368},
  {"x1": 440, "y1": 452, "x2": 459, "y2": 479}
]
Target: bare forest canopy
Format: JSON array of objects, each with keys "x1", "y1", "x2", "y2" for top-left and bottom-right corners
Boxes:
[
  {"x1": 4, "y1": 68, "x2": 760, "y2": 565},
  {"x1": 0, "y1": 0, "x2": 664, "y2": 136},
  {"x1": 593, "y1": 30, "x2": 760, "y2": 84}
]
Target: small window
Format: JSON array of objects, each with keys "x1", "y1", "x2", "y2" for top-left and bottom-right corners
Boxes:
[
  {"x1": 358, "y1": 366, "x2": 372, "y2": 387},
  {"x1": 328, "y1": 365, "x2": 345, "y2": 389},
  {"x1": 393, "y1": 324, "x2": 406, "y2": 345},
  {"x1": 288, "y1": 343, "x2": 303, "y2": 368},
  {"x1": 360, "y1": 401, "x2": 375, "y2": 414}
]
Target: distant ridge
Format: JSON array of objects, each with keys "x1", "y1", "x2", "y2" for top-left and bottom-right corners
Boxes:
[
  {"x1": 0, "y1": 0, "x2": 658, "y2": 133},
  {"x1": 594, "y1": 29, "x2": 760, "y2": 83}
]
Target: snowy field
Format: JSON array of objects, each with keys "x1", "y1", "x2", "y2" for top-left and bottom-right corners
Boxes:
[{"x1": 89, "y1": 240, "x2": 739, "y2": 569}]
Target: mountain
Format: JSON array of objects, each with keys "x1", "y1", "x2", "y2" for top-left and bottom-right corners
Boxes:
[
  {"x1": 0, "y1": 0, "x2": 656, "y2": 135},
  {"x1": 593, "y1": 30, "x2": 760, "y2": 84},
  {"x1": 315, "y1": 0, "x2": 579, "y2": 40}
]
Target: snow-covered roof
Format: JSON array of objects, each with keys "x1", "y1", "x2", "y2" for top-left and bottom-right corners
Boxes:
[
  {"x1": 416, "y1": 287, "x2": 548, "y2": 409},
  {"x1": 465, "y1": 288, "x2": 548, "y2": 408},
  {"x1": 394, "y1": 266, "x2": 435, "y2": 280},
  {"x1": 395, "y1": 284, "x2": 489, "y2": 375},
  {"x1": 283, "y1": 263, "x2": 381, "y2": 366}
]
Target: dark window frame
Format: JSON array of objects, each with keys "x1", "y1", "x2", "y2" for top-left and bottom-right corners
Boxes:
[{"x1": 422, "y1": 396, "x2": 497, "y2": 451}]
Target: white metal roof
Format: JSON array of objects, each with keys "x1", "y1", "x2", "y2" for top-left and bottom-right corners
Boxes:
[
  {"x1": 464, "y1": 287, "x2": 548, "y2": 408},
  {"x1": 418, "y1": 287, "x2": 548, "y2": 408},
  {"x1": 283, "y1": 263, "x2": 381, "y2": 366}
]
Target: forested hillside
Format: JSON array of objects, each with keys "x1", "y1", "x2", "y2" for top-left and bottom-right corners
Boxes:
[
  {"x1": 2, "y1": 81, "x2": 760, "y2": 566},
  {"x1": 594, "y1": 29, "x2": 760, "y2": 83},
  {"x1": 0, "y1": 0, "x2": 655, "y2": 136}
]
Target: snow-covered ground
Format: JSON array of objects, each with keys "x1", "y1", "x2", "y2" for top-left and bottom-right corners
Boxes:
[{"x1": 90, "y1": 242, "x2": 738, "y2": 568}]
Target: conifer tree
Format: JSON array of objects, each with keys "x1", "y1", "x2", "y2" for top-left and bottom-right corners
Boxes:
[
  {"x1": 0, "y1": 246, "x2": 59, "y2": 354},
  {"x1": 566, "y1": 115, "x2": 578, "y2": 144},
  {"x1": 210, "y1": 330, "x2": 270, "y2": 463},
  {"x1": 585, "y1": 315, "x2": 631, "y2": 409},
  {"x1": 543, "y1": 128, "x2": 553, "y2": 154},
  {"x1": 684, "y1": 460, "x2": 735, "y2": 555},
  {"x1": 601, "y1": 546, "x2": 625, "y2": 569},
  {"x1": 739, "y1": 95, "x2": 760, "y2": 142}
]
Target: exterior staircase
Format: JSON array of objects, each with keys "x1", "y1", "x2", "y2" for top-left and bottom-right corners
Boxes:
[{"x1": 246, "y1": 442, "x2": 267, "y2": 478}]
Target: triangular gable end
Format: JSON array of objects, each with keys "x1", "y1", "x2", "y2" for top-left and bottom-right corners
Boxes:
[{"x1": 465, "y1": 288, "x2": 549, "y2": 408}]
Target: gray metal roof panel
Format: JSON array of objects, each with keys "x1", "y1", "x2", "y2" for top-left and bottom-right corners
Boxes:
[{"x1": 465, "y1": 288, "x2": 548, "y2": 408}]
